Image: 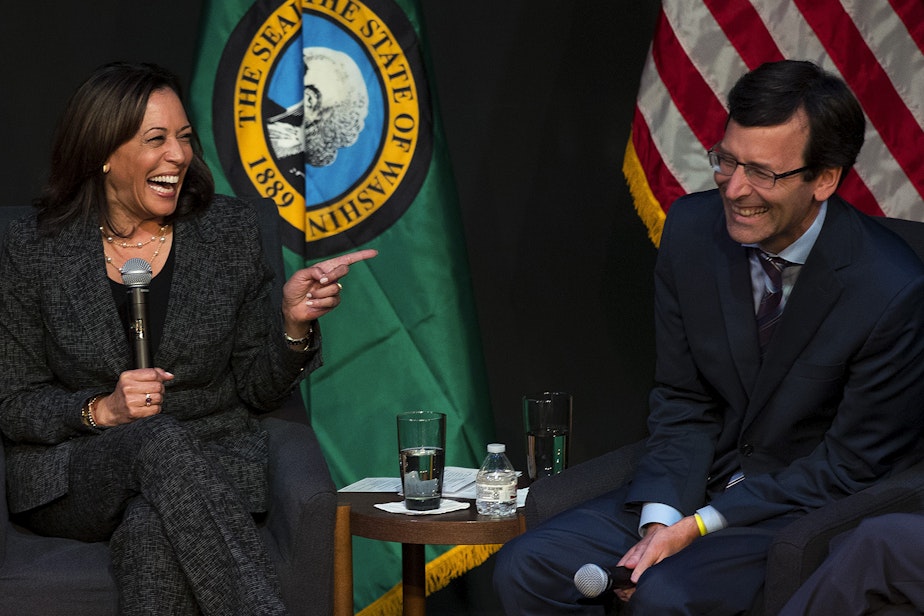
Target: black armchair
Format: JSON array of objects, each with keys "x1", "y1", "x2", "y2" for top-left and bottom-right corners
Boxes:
[
  {"x1": 0, "y1": 199, "x2": 337, "y2": 615},
  {"x1": 524, "y1": 215, "x2": 924, "y2": 616}
]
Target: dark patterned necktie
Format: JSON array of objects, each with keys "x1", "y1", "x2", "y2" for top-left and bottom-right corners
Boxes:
[{"x1": 753, "y1": 248, "x2": 791, "y2": 354}]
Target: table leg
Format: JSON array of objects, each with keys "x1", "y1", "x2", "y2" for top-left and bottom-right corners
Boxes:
[
  {"x1": 402, "y1": 543, "x2": 426, "y2": 616},
  {"x1": 333, "y1": 503, "x2": 354, "y2": 616}
]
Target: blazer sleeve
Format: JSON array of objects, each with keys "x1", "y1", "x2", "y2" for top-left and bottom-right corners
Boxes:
[
  {"x1": 711, "y1": 271, "x2": 924, "y2": 526},
  {"x1": 625, "y1": 197, "x2": 725, "y2": 513},
  {"x1": 222, "y1": 202, "x2": 322, "y2": 412},
  {"x1": 0, "y1": 219, "x2": 97, "y2": 445}
]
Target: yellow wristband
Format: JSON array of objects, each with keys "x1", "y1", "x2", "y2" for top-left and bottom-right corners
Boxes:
[{"x1": 694, "y1": 513, "x2": 707, "y2": 536}]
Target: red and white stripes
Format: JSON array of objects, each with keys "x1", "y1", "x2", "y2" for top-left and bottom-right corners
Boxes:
[{"x1": 624, "y1": 0, "x2": 924, "y2": 245}]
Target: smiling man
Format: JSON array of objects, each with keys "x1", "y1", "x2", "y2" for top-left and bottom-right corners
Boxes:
[{"x1": 494, "y1": 60, "x2": 924, "y2": 615}]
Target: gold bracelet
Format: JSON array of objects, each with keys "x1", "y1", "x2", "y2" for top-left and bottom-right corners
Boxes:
[
  {"x1": 693, "y1": 512, "x2": 708, "y2": 536},
  {"x1": 81, "y1": 394, "x2": 105, "y2": 429},
  {"x1": 283, "y1": 324, "x2": 314, "y2": 352}
]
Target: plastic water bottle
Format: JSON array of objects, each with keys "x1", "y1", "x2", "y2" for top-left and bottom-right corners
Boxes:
[{"x1": 475, "y1": 443, "x2": 518, "y2": 517}]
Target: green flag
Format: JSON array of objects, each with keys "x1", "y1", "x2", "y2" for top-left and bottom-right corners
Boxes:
[{"x1": 190, "y1": 0, "x2": 495, "y2": 610}]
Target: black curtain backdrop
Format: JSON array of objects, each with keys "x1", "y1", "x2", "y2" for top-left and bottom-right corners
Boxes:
[{"x1": 1, "y1": 0, "x2": 660, "y2": 518}]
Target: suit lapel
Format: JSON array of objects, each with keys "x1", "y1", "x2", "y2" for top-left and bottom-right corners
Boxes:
[
  {"x1": 714, "y1": 218, "x2": 762, "y2": 397},
  {"x1": 56, "y1": 213, "x2": 219, "y2": 375},
  {"x1": 57, "y1": 220, "x2": 130, "y2": 377},
  {"x1": 744, "y1": 201, "x2": 849, "y2": 426},
  {"x1": 155, "y1": 214, "x2": 215, "y2": 369}
]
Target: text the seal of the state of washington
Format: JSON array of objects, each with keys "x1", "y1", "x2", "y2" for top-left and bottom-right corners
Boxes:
[{"x1": 214, "y1": 0, "x2": 432, "y2": 258}]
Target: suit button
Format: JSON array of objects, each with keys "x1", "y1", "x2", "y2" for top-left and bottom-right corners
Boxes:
[{"x1": 740, "y1": 443, "x2": 754, "y2": 456}]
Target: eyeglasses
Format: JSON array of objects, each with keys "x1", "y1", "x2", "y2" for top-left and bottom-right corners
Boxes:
[{"x1": 707, "y1": 148, "x2": 809, "y2": 189}]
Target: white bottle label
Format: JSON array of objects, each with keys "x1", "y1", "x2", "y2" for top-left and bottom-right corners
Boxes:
[{"x1": 476, "y1": 482, "x2": 517, "y2": 503}]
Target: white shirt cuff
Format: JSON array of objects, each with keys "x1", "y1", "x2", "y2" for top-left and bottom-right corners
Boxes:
[
  {"x1": 639, "y1": 502, "x2": 683, "y2": 536},
  {"x1": 695, "y1": 505, "x2": 728, "y2": 534}
]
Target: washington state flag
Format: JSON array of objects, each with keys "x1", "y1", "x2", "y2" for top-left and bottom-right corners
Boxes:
[{"x1": 190, "y1": 0, "x2": 496, "y2": 612}]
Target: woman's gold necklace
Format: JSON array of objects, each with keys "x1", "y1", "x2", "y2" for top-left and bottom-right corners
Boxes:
[
  {"x1": 101, "y1": 224, "x2": 168, "y2": 249},
  {"x1": 101, "y1": 224, "x2": 170, "y2": 273}
]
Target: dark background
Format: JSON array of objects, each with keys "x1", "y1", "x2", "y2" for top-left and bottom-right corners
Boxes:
[{"x1": 1, "y1": 1, "x2": 661, "y2": 612}]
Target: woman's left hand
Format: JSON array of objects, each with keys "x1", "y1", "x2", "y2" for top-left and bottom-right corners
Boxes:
[{"x1": 281, "y1": 248, "x2": 378, "y2": 337}]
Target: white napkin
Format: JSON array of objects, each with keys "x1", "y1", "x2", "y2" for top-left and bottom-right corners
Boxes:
[{"x1": 374, "y1": 499, "x2": 471, "y2": 515}]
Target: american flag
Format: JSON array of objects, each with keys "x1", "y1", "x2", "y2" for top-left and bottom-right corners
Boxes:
[{"x1": 624, "y1": 0, "x2": 924, "y2": 246}]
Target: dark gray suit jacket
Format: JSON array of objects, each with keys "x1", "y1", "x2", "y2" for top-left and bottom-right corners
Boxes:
[
  {"x1": 0, "y1": 195, "x2": 320, "y2": 514},
  {"x1": 627, "y1": 190, "x2": 924, "y2": 527}
]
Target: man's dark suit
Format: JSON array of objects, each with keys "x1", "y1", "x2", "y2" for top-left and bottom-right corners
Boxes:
[
  {"x1": 495, "y1": 189, "x2": 924, "y2": 614},
  {"x1": 629, "y1": 189, "x2": 924, "y2": 525},
  {"x1": 0, "y1": 195, "x2": 318, "y2": 612}
]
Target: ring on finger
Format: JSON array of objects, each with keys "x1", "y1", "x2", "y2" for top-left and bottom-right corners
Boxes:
[
  {"x1": 145, "y1": 393, "x2": 152, "y2": 407},
  {"x1": 337, "y1": 282, "x2": 343, "y2": 291}
]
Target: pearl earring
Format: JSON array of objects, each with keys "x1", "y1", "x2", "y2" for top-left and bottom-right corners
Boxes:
[{"x1": 102, "y1": 163, "x2": 110, "y2": 174}]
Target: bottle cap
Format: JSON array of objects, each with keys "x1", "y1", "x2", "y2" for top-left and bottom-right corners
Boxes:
[{"x1": 487, "y1": 443, "x2": 505, "y2": 453}]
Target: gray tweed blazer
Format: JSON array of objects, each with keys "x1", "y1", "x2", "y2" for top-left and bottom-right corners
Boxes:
[{"x1": 0, "y1": 195, "x2": 320, "y2": 514}]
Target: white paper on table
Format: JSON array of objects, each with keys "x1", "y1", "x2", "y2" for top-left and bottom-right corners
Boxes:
[
  {"x1": 337, "y1": 477, "x2": 402, "y2": 492},
  {"x1": 340, "y1": 469, "x2": 530, "y2": 508},
  {"x1": 374, "y1": 499, "x2": 471, "y2": 515},
  {"x1": 338, "y1": 466, "x2": 479, "y2": 495}
]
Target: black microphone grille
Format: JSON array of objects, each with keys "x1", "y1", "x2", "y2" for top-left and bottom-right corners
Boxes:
[
  {"x1": 121, "y1": 258, "x2": 152, "y2": 288},
  {"x1": 574, "y1": 563, "x2": 609, "y2": 598}
]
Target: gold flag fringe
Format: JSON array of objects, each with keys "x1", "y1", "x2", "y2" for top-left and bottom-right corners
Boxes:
[
  {"x1": 622, "y1": 137, "x2": 666, "y2": 248},
  {"x1": 357, "y1": 544, "x2": 502, "y2": 616}
]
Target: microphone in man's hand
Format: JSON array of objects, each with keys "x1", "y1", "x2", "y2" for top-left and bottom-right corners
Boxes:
[
  {"x1": 574, "y1": 563, "x2": 635, "y2": 598},
  {"x1": 121, "y1": 258, "x2": 153, "y2": 369}
]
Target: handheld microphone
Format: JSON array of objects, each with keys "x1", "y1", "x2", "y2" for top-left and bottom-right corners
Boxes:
[
  {"x1": 574, "y1": 563, "x2": 634, "y2": 598},
  {"x1": 121, "y1": 258, "x2": 153, "y2": 369}
]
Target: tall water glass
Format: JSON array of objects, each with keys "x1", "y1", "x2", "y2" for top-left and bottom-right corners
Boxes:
[
  {"x1": 396, "y1": 411, "x2": 446, "y2": 510},
  {"x1": 523, "y1": 392, "x2": 572, "y2": 481}
]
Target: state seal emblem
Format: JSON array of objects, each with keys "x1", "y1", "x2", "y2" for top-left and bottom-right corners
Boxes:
[{"x1": 213, "y1": 0, "x2": 432, "y2": 257}]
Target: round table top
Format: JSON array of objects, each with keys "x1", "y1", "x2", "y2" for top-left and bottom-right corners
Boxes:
[{"x1": 338, "y1": 491, "x2": 524, "y2": 545}]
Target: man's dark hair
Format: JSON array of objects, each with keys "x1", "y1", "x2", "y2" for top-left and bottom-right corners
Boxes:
[
  {"x1": 35, "y1": 62, "x2": 214, "y2": 235},
  {"x1": 727, "y1": 60, "x2": 865, "y2": 186}
]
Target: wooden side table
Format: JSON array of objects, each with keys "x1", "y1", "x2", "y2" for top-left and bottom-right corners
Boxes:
[{"x1": 333, "y1": 492, "x2": 526, "y2": 616}]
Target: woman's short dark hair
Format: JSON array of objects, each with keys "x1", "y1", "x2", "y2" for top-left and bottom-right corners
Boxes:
[
  {"x1": 727, "y1": 60, "x2": 865, "y2": 186},
  {"x1": 35, "y1": 62, "x2": 214, "y2": 235}
]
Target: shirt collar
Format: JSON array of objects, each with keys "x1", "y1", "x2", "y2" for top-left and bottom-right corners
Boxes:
[{"x1": 742, "y1": 200, "x2": 827, "y2": 265}]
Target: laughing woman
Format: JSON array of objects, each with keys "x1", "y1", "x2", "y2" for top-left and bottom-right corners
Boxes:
[{"x1": 0, "y1": 62, "x2": 375, "y2": 614}]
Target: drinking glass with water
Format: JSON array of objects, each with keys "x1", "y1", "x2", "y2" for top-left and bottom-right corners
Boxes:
[
  {"x1": 523, "y1": 392, "x2": 572, "y2": 481},
  {"x1": 396, "y1": 411, "x2": 447, "y2": 510}
]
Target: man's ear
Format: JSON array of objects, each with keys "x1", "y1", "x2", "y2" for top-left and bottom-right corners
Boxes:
[{"x1": 813, "y1": 167, "x2": 842, "y2": 202}]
